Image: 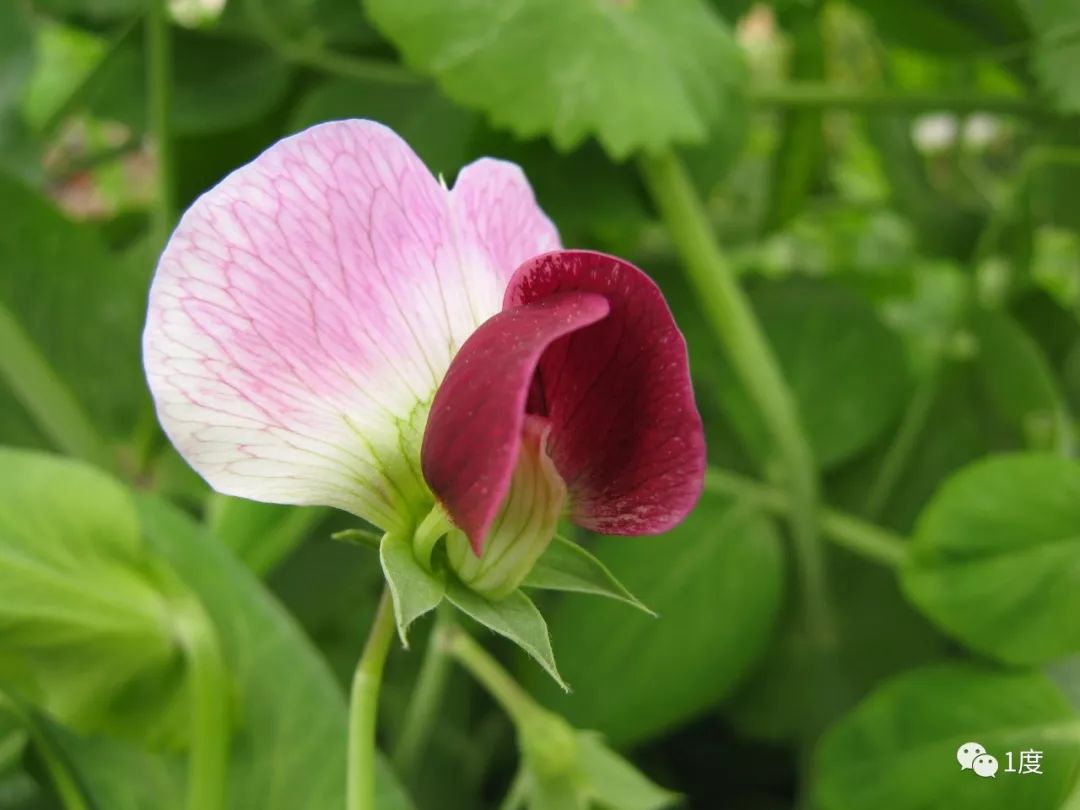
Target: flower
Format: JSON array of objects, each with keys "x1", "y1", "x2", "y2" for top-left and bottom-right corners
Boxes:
[{"x1": 144, "y1": 120, "x2": 704, "y2": 597}]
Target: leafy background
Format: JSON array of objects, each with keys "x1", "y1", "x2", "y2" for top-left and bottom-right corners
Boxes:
[{"x1": 1, "y1": 0, "x2": 1080, "y2": 808}]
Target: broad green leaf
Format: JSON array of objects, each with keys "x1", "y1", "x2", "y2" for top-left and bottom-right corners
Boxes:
[
  {"x1": 713, "y1": 278, "x2": 910, "y2": 470},
  {"x1": 522, "y1": 535, "x2": 652, "y2": 615},
  {"x1": 1020, "y1": 0, "x2": 1080, "y2": 113},
  {"x1": 0, "y1": 174, "x2": 148, "y2": 444},
  {"x1": 206, "y1": 495, "x2": 328, "y2": 575},
  {"x1": 526, "y1": 491, "x2": 784, "y2": 746},
  {"x1": 290, "y1": 77, "x2": 476, "y2": 178},
  {"x1": 970, "y1": 310, "x2": 1072, "y2": 452},
  {"x1": 381, "y1": 531, "x2": 445, "y2": 646},
  {"x1": 0, "y1": 448, "x2": 181, "y2": 742},
  {"x1": 446, "y1": 582, "x2": 565, "y2": 691},
  {"x1": 902, "y1": 453, "x2": 1080, "y2": 665},
  {"x1": 137, "y1": 494, "x2": 413, "y2": 810},
  {"x1": 223, "y1": 0, "x2": 383, "y2": 49},
  {"x1": 365, "y1": 0, "x2": 746, "y2": 159},
  {"x1": 813, "y1": 663, "x2": 1080, "y2": 810}
]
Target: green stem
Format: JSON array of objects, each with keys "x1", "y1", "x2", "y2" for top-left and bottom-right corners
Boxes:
[
  {"x1": 348, "y1": 588, "x2": 397, "y2": 810},
  {"x1": 750, "y1": 83, "x2": 1040, "y2": 116},
  {"x1": 862, "y1": 366, "x2": 942, "y2": 520},
  {"x1": 392, "y1": 607, "x2": 454, "y2": 779},
  {"x1": 704, "y1": 467, "x2": 907, "y2": 569},
  {"x1": 443, "y1": 625, "x2": 539, "y2": 728},
  {"x1": 243, "y1": 0, "x2": 419, "y2": 85},
  {"x1": 147, "y1": 0, "x2": 175, "y2": 248},
  {"x1": 638, "y1": 150, "x2": 834, "y2": 645},
  {"x1": 175, "y1": 600, "x2": 229, "y2": 810},
  {"x1": 0, "y1": 300, "x2": 113, "y2": 470}
]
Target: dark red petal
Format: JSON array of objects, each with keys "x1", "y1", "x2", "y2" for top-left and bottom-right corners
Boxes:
[
  {"x1": 421, "y1": 292, "x2": 610, "y2": 553},
  {"x1": 505, "y1": 250, "x2": 705, "y2": 535}
]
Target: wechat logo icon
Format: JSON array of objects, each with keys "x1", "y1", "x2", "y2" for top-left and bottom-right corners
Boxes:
[{"x1": 957, "y1": 742, "x2": 998, "y2": 778}]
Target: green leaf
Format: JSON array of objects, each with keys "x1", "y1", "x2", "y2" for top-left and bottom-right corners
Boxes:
[
  {"x1": 88, "y1": 29, "x2": 293, "y2": 136},
  {"x1": 522, "y1": 535, "x2": 653, "y2": 615},
  {"x1": 813, "y1": 663, "x2": 1080, "y2": 810},
  {"x1": 137, "y1": 494, "x2": 413, "y2": 810},
  {"x1": 712, "y1": 278, "x2": 911, "y2": 470},
  {"x1": 206, "y1": 495, "x2": 328, "y2": 576},
  {"x1": 0, "y1": 174, "x2": 148, "y2": 445},
  {"x1": 902, "y1": 452, "x2": 1080, "y2": 665},
  {"x1": 970, "y1": 309, "x2": 1073, "y2": 451},
  {"x1": 575, "y1": 732, "x2": 679, "y2": 810},
  {"x1": 1020, "y1": 0, "x2": 1080, "y2": 113},
  {"x1": 446, "y1": 582, "x2": 565, "y2": 691},
  {"x1": 290, "y1": 77, "x2": 476, "y2": 178},
  {"x1": 381, "y1": 532, "x2": 445, "y2": 647},
  {"x1": 526, "y1": 491, "x2": 784, "y2": 746},
  {"x1": 726, "y1": 548, "x2": 945, "y2": 743},
  {"x1": 0, "y1": 448, "x2": 181, "y2": 742},
  {"x1": 366, "y1": 0, "x2": 746, "y2": 159}
]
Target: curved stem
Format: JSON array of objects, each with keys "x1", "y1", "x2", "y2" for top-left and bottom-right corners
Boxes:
[
  {"x1": 443, "y1": 625, "x2": 539, "y2": 728},
  {"x1": 704, "y1": 467, "x2": 907, "y2": 569},
  {"x1": 0, "y1": 300, "x2": 113, "y2": 471},
  {"x1": 863, "y1": 366, "x2": 942, "y2": 520},
  {"x1": 347, "y1": 588, "x2": 396, "y2": 810},
  {"x1": 637, "y1": 150, "x2": 834, "y2": 645},
  {"x1": 176, "y1": 600, "x2": 229, "y2": 810},
  {"x1": 392, "y1": 606, "x2": 453, "y2": 779}
]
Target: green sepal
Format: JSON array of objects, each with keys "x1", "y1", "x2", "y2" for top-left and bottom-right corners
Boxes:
[
  {"x1": 332, "y1": 527, "x2": 383, "y2": 551},
  {"x1": 445, "y1": 581, "x2": 567, "y2": 691},
  {"x1": 518, "y1": 729, "x2": 679, "y2": 810},
  {"x1": 380, "y1": 531, "x2": 445, "y2": 647},
  {"x1": 523, "y1": 535, "x2": 655, "y2": 616}
]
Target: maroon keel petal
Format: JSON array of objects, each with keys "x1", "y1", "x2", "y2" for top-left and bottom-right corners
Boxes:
[
  {"x1": 505, "y1": 250, "x2": 705, "y2": 536},
  {"x1": 421, "y1": 292, "x2": 610, "y2": 553}
]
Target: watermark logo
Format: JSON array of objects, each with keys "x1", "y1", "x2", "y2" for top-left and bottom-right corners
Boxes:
[{"x1": 956, "y1": 742, "x2": 1043, "y2": 779}]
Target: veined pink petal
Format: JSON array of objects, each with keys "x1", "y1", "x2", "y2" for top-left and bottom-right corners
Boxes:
[
  {"x1": 421, "y1": 293, "x2": 610, "y2": 552},
  {"x1": 507, "y1": 251, "x2": 705, "y2": 535},
  {"x1": 144, "y1": 120, "x2": 559, "y2": 530},
  {"x1": 422, "y1": 250, "x2": 705, "y2": 553}
]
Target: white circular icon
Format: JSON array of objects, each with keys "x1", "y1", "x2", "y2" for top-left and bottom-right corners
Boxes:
[
  {"x1": 956, "y1": 742, "x2": 986, "y2": 770},
  {"x1": 972, "y1": 754, "x2": 999, "y2": 778}
]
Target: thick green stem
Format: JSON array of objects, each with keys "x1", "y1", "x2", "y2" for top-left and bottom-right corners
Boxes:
[
  {"x1": 0, "y1": 300, "x2": 113, "y2": 470},
  {"x1": 444, "y1": 625, "x2": 539, "y2": 728},
  {"x1": 638, "y1": 150, "x2": 834, "y2": 644},
  {"x1": 705, "y1": 467, "x2": 907, "y2": 569},
  {"x1": 348, "y1": 589, "x2": 396, "y2": 810},
  {"x1": 147, "y1": 0, "x2": 174, "y2": 249},
  {"x1": 175, "y1": 600, "x2": 229, "y2": 810},
  {"x1": 392, "y1": 607, "x2": 454, "y2": 779}
]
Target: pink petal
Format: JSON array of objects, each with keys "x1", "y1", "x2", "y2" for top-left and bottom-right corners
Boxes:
[
  {"x1": 144, "y1": 120, "x2": 559, "y2": 530},
  {"x1": 422, "y1": 250, "x2": 705, "y2": 553},
  {"x1": 507, "y1": 251, "x2": 705, "y2": 535},
  {"x1": 421, "y1": 293, "x2": 611, "y2": 552}
]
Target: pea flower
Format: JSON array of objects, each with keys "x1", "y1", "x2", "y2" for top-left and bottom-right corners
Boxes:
[{"x1": 144, "y1": 120, "x2": 704, "y2": 599}]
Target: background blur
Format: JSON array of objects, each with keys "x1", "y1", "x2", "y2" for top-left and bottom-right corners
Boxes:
[{"x1": 2, "y1": 0, "x2": 1080, "y2": 809}]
